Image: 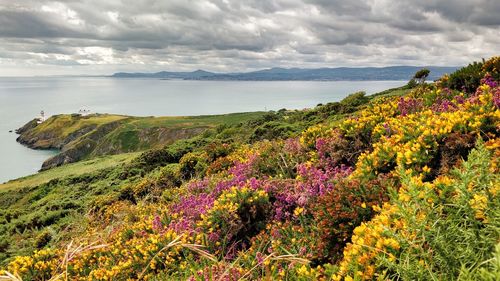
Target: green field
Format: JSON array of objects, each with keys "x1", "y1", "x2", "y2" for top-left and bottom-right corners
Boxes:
[
  {"x1": 16, "y1": 111, "x2": 268, "y2": 170},
  {"x1": 0, "y1": 152, "x2": 140, "y2": 191}
]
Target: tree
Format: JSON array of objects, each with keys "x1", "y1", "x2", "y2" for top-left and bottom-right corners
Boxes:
[
  {"x1": 414, "y1": 68, "x2": 430, "y2": 84},
  {"x1": 406, "y1": 78, "x2": 418, "y2": 89}
]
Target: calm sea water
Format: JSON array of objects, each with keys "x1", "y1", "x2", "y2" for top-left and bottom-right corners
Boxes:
[{"x1": 0, "y1": 77, "x2": 404, "y2": 183}]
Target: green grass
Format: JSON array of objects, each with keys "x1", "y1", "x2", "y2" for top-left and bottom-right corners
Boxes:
[
  {"x1": 370, "y1": 85, "x2": 410, "y2": 98},
  {"x1": 17, "y1": 111, "x2": 269, "y2": 169},
  {"x1": 21, "y1": 112, "x2": 267, "y2": 145},
  {"x1": 0, "y1": 152, "x2": 140, "y2": 191},
  {"x1": 30, "y1": 114, "x2": 128, "y2": 138},
  {"x1": 127, "y1": 112, "x2": 268, "y2": 129}
]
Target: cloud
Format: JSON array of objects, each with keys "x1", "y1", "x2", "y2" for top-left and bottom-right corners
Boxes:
[{"x1": 0, "y1": 0, "x2": 498, "y2": 76}]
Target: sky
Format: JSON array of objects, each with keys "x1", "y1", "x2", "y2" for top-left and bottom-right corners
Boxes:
[{"x1": 0, "y1": 0, "x2": 499, "y2": 76}]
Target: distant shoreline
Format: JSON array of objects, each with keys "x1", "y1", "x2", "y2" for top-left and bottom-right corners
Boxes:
[{"x1": 110, "y1": 65, "x2": 459, "y2": 81}]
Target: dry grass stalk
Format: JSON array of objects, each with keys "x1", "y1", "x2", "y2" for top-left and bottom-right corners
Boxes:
[
  {"x1": 0, "y1": 271, "x2": 23, "y2": 281},
  {"x1": 138, "y1": 234, "x2": 217, "y2": 279}
]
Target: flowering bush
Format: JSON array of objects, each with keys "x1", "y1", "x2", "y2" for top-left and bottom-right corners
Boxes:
[
  {"x1": 198, "y1": 186, "x2": 271, "y2": 258},
  {"x1": 313, "y1": 174, "x2": 395, "y2": 262},
  {"x1": 333, "y1": 141, "x2": 499, "y2": 280},
  {"x1": 2, "y1": 57, "x2": 499, "y2": 281}
]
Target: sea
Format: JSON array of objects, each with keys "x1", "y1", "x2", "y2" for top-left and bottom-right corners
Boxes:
[{"x1": 0, "y1": 77, "x2": 405, "y2": 183}]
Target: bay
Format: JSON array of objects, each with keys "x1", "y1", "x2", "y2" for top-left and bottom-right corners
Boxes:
[{"x1": 0, "y1": 77, "x2": 404, "y2": 183}]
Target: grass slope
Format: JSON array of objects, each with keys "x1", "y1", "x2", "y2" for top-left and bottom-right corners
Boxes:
[
  {"x1": 0, "y1": 87, "x2": 387, "y2": 266},
  {"x1": 16, "y1": 112, "x2": 267, "y2": 170},
  {"x1": 8, "y1": 62, "x2": 498, "y2": 281},
  {"x1": 0, "y1": 153, "x2": 140, "y2": 191}
]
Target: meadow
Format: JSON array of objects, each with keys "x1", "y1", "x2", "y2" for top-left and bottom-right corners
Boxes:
[{"x1": 0, "y1": 57, "x2": 499, "y2": 280}]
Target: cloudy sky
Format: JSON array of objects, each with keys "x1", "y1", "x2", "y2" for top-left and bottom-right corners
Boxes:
[{"x1": 0, "y1": 0, "x2": 498, "y2": 76}]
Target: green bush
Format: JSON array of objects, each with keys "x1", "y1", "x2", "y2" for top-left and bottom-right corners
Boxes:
[
  {"x1": 446, "y1": 61, "x2": 484, "y2": 93},
  {"x1": 179, "y1": 151, "x2": 209, "y2": 180},
  {"x1": 382, "y1": 142, "x2": 500, "y2": 280},
  {"x1": 157, "y1": 164, "x2": 182, "y2": 189},
  {"x1": 406, "y1": 78, "x2": 418, "y2": 89},
  {"x1": 413, "y1": 68, "x2": 430, "y2": 84},
  {"x1": 250, "y1": 121, "x2": 298, "y2": 142},
  {"x1": 35, "y1": 230, "x2": 52, "y2": 249},
  {"x1": 339, "y1": 91, "x2": 369, "y2": 113},
  {"x1": 204, "y1": 141, "x2": 233, "y2": 161}
]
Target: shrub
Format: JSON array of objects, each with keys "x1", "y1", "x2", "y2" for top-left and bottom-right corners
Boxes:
[
  {"x1": 316, "y1": 131, "x2": 370, "y2": 167},
  {"x1": 0, "y1": 237, "x2": 9, "y2": 253},
  {"x1": 339, "y1": 91, "x2": 369, "y2": 113},
  {"x1": 406, "y1": 78, "x2": 418, "y2": 89},
  {"x1": 132, "y1": 178, "x2": 156, "y2": 199},
  {"x1": 206, "y1": 156, "x2": 234, "y2": 175},
  {"x1": 251, "y1": 140, "x2": 307, "y2": 178},
  {"x1": 317, "y1": 102, "x2": 342, "y2": 119},
  {"x1": 446, "y1": 61, "x2": 484, "y2": 93},
  {"x1": 156, "y1": 164, "x2": 182, "y2": 189},
  {"x1": 413, "y1": 68, "x2": 430, "y2": 84},
  {"x1": 204, "y1": 141, "x2": 232, "y2": 162},
  {"x1": 250, "y1": 121, "x2": 298, "y2": 142},
  {"x1": 247, "y1": 112, "x2": 280, "y2": 127},
  {"x1": 35, "y1": 231, "x2": 52, "y2": 249},
  {"x1": 313, "y1": 174, "x2": 394, "y2": 262},
  {"x1": 179, "y1": 151, "x2": 209, "y2": 180},
  {"x1": 333, "y1": 141, "x2": 499, "y2": 280},
  {"x1": 432, "y1": 132, "x2": 477, "y2": 175},
  {"x1": 397, "y1": 96, "x2": 423, "y2": 116},
  {"x1": 482, "y1": 56, "x2": 500, "y2": 81},
  {"x1": 382, "y1": 142, "x2": 500, "y2": 280},
  {"x1": 199, "y1": 187, "x2": 271, "y2": 258},
  {"x1": 128, "y1": 148, "x2": 175, "y2": 173}
]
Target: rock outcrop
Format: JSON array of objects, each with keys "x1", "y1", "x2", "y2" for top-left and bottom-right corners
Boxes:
[{"x1": 16, "y1": 114, "x2": 213, "y2": 170}]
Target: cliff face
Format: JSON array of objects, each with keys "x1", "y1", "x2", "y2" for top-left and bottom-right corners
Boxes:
[
  {"x1": 16, "y1": 114, "x2": 126, "y2": 150},
  {"x1": 15, "y1": 119, "x2": 39, "y2": 135},
  {"x1": 16, "y1": 114, "x2": 212, "y2": 170}
]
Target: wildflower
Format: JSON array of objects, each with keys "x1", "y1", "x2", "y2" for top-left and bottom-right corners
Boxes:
[
  {"x1": 469, "y1": 193, "x2": 488, "y2": 221},
  {"x1": 294, "y1": 207, "x2": 305, "y2": 216}
]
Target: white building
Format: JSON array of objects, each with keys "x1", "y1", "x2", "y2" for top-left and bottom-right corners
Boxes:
[
  {"x1": 36, "y1": 110, "x2": 46, "y2": 124},
  {"x1": 79, "y1": 107, "x2": 91, "y2": 116}
]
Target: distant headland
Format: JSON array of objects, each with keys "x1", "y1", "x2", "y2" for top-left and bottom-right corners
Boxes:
[{"x1": 111, "y1": 66, "x2": 459, "y2": 81}]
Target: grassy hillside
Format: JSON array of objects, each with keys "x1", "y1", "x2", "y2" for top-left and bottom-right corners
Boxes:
[
  {"x1": 0, "y1": 90, "x2": 387, "y2": 267},
  {"x1": 16, "y1": 112, "x2": 267, "y2": 170},
  {"x1": 1, "y1": 56, "x2": 499, "y2": 280},
  {"x1": 0, "y1": 153, "x2": 140, "y2": 191}
]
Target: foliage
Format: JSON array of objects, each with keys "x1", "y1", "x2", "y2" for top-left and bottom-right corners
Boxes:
[
  {"x1": 445, "y1": 60, "x2": 484, "y2": 93},
  {"x1": 413, "y1": 68, "x2": 430, "y2": 84},
  {"x1": 1, "y1": 57, "x2": 499, "y2": 280},
  {"x1": 250, "y1": 121, "x2": 299, "y2": 142},
  {"x1": 313, "y1": 174, "x2": 395, "y2": 263},
  {"x1": 334, "y1": 141, "x2": 499, "y2": 280},
  {"x1": 339, "y1": 91, "x2": 369, "y2": 113}
]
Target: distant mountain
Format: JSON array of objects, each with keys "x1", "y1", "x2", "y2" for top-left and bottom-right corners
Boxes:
[
  {"x1": 111, "y1": 66, "x2": 459, "y2": 81},
  {"x1": 111, "y1": 69, "x2": 216, "y2": 79}
]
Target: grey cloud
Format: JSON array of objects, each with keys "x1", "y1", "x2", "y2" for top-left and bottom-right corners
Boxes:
[
  {"x1": 0, "y1": 0, "x2": 498, "y2": 76},
  {"x1": 0, "y1": 10, "x2": 83, "y2": 38},
  {"x1": 305, "y1": 0, "x2": 372, "y2": 16},
  {"x1": 419, "y1": 0, "x2": 500, "y2": 26}
]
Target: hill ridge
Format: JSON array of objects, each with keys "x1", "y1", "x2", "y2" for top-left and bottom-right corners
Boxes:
[{"x1": 111, "y1": 65, "x2": 459, "y2": 81}]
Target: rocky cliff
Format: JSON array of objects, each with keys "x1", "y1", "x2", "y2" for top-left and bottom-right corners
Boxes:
[{"x1": 16, "y1": 113, "x2": 258, "y2": 170}]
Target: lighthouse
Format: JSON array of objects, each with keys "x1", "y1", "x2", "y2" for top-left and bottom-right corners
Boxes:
[{"x1": 37, "y1": 110, "x2": 46, "y2": 124}]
